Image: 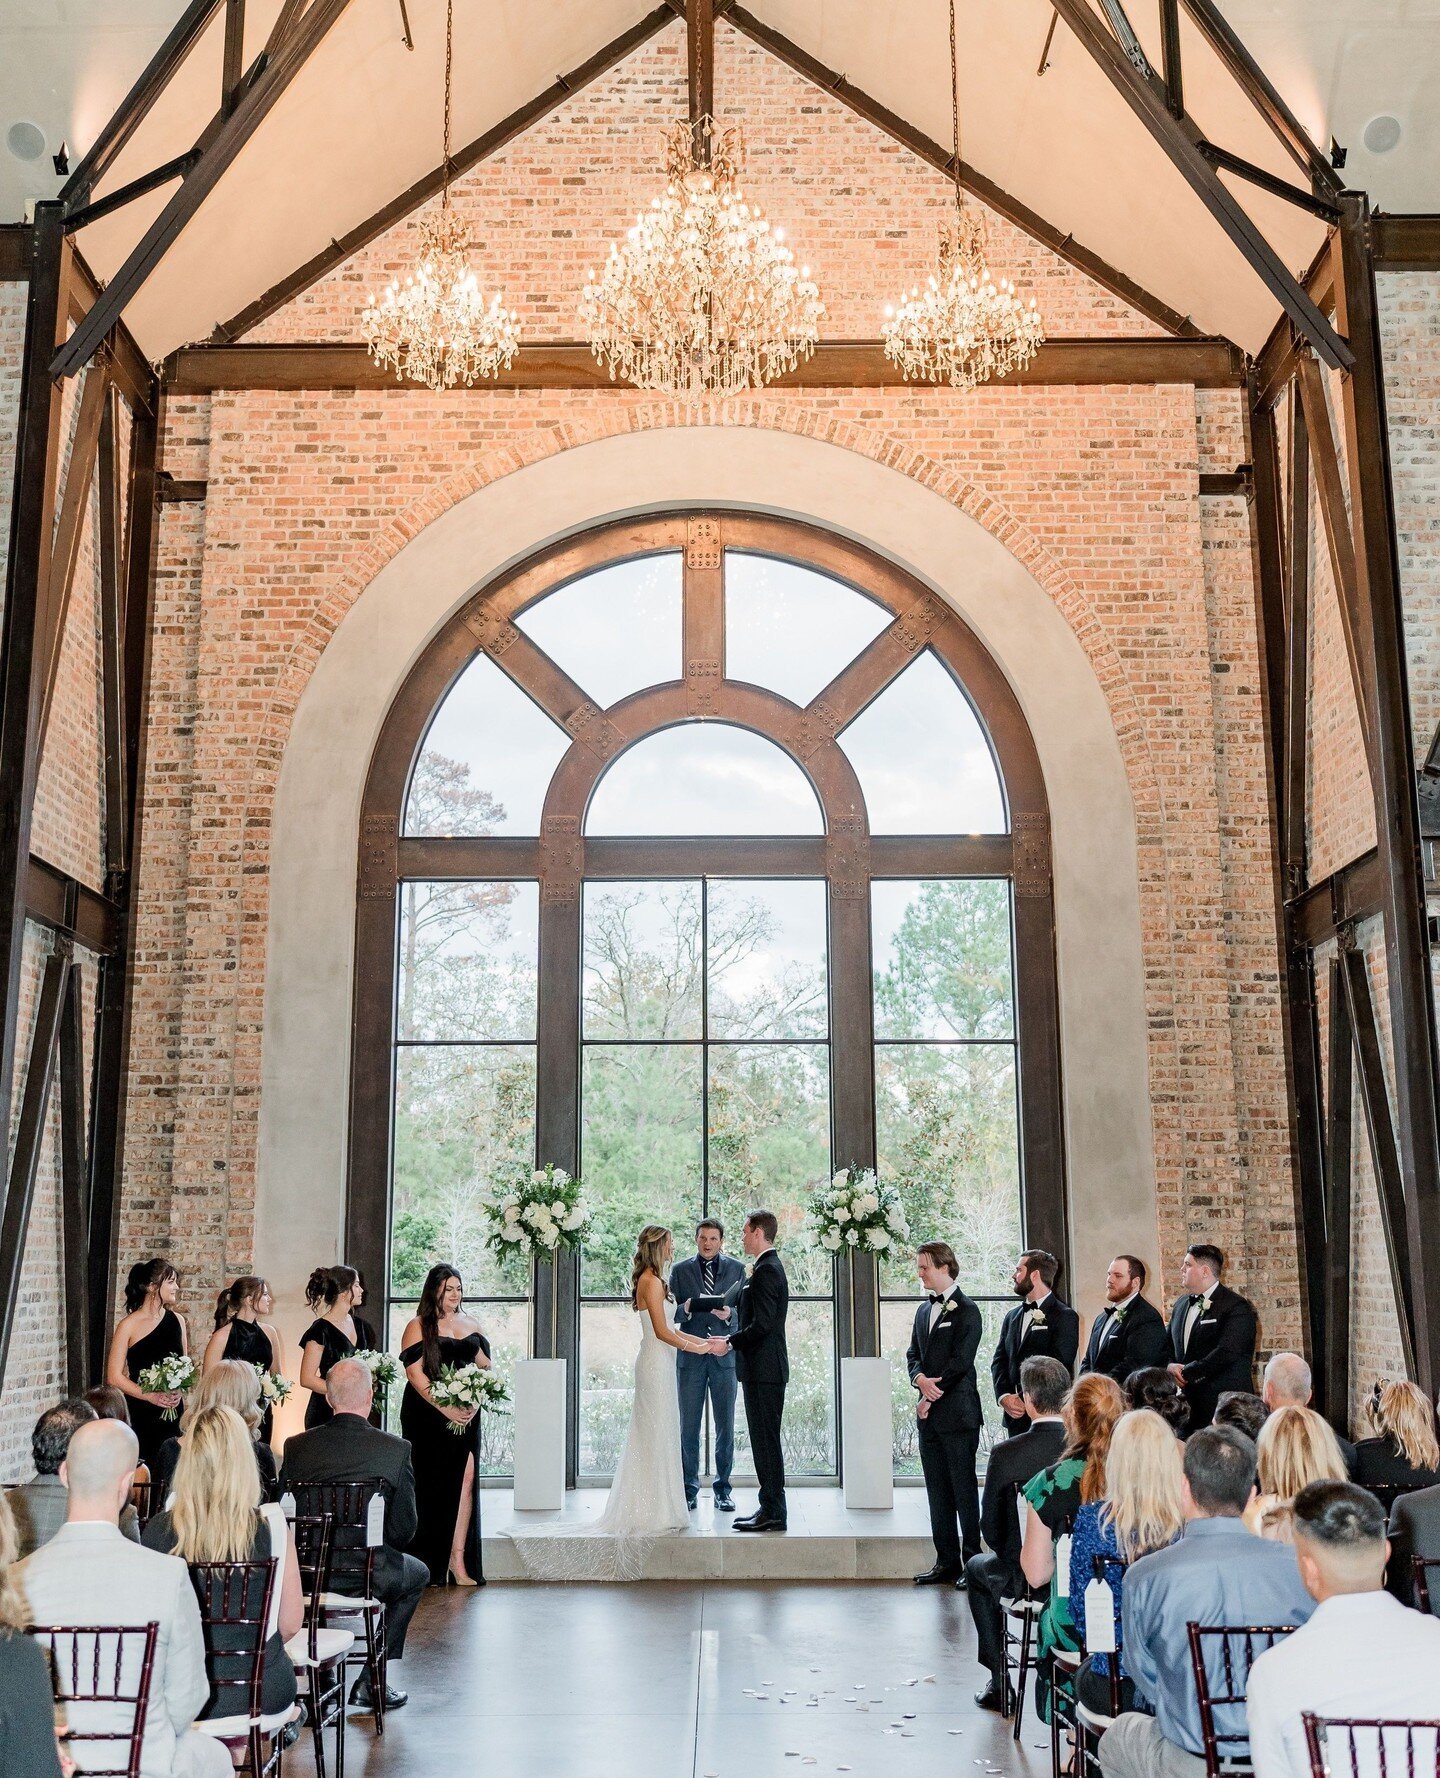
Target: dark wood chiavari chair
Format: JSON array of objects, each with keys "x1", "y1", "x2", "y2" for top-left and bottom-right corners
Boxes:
[
  {"x1": 1411, "y1": 1556, "x2": 1440, "y2": 1616},
  {"x1": 286, "y1": 1510, "x2": 353, "y2": 1778},
  {"x1": 1187, "y1": 1623, "x2": 1298, "y2": 1777},
  {"x1": 1302, "y1": 1712, "x2": 1440, "y2": 1778},
  {"x1": 29, "y1": 1622, "x2": 160, "y2": 1778},
  {"x1": 128, "y1": 1479, "x2": 157, "y2": 1532},
  {"x1": 286, "y1": 1481, "x2": 387, "y2": 1736},
  {"x1": 1003, "y1": 1493, "x2": 1069, "y2": 1741},
  {"x1": 1063, "y1": 1552, "x2": 1129, "y2": 1778},
  {"x1": 187, "y1": 1557, "x2": 290, "y2": 1778}
]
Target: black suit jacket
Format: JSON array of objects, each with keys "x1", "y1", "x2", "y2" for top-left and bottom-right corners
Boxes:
[
  {"x1": 1386, "y1": 1482, "x2": 1440, "y2": 1614},
  {"x1": 907, "y1": 1289, "x2": 983, "y2": 1432},
  {"x1": 279, "y1": 1411, "x2": 419, "y2": 1595},
  {"x1": 980, "y1": 1418, "x2": 1067, "y2": 1588},
  {"x1": 728, "y1": 1250, "x2": 789, "y2": 1386},
  {"x1": 991, "y1": 1293, "x2": 1080, "y2": 1424},
  {"x1": 1167, "y1": 1282, "x2": 1258, "y2": 1427},
  {"x1": 1078, "y1": 1294, "x2": 1171, "y2": 1383}
]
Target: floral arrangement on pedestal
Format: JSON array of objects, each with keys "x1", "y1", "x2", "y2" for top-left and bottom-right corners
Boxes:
[
  {"x1": 807, "y1": 1166, "x2": 910, "y2": 1255},
  {"x1": 484, "y1": 1165, "x2": 591, "y2": 1263},
  {"x1": 430, "y1": 1364, "x2": 512, "y2": 1435}
]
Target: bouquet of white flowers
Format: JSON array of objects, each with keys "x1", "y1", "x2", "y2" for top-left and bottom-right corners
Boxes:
[
  {"x1": 135, "y1": 1354, "x2": 197, "y2": 1421},
  {"x1": 483, "y1": 1165, "x2": 591, "y2": 1265},
  {"x1": 353, "y1": 1349, "x2": 399, "y2": 1391},
  {"x1": 806, "y1": 1166, "x2": 910, "y2": 1256},
  {"x1": 254, "y1": 1366, "x2": 292, "y2": 1407},
  {"x1": 430, "y1": 1363, "x2": 511, "y2": 1436}
]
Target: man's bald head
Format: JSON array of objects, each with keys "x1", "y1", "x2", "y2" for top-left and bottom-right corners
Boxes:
[
  {"x1": 326, "y1": 1357, "x2": 375, "y2": 1418},
  {"x1": 60, "y1": 1418, "x2": 139, "y2": 1522},
  {"x1": 1262, "y1": 1352, "x2": 1313, "y2": 1410}
]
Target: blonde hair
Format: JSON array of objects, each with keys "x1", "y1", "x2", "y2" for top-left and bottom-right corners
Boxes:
[
  {"x1": 0, "y1": 1490, "x2": 26, "y2": 1633},
  {"x1": 1257, "y1": 1406, "x2": 1347, "y2": 1503},
  {"x1": 1063, "y1": 1374, "x2": 1126, "y2": 1505},
  {"x1": 170, "y1": 1406, "x2": 261, "y2": 1564},
  {"x1": 1102, "y1": 1410, "x2": 1184, "y2": 1561},
  {"x1": 1372, "y1": 1381, "x2": 1440, "y2": 1472},
  {"x1": 629, "y1": 1226, "x2": 675, "y2": 1310},
  {"x1": 181, "y1": 1357, "x2": 263, "y2": 1438}
]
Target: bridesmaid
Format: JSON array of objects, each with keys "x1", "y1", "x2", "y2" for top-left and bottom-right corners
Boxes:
[
  {"x1": 204, "y1": 1277, "x2": 285, "y2": 1444},
  {"x1": 298, "y1": 1265, "x2": 378, "y2": 1429},
  {"x1": 399, "y1": 1264, "x2": 489, "y2": 1587},
  {"x1": 105, "y1": 1259, "x2": 188, "y2": 1465}
]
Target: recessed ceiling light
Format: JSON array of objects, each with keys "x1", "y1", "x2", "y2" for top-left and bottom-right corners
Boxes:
[
  {"x1": 1363, "y1": 114, "x2": 1403, "y2": 155},
  {"x1": 6, "y1": 120, "x2": 46, "y2": 162}
]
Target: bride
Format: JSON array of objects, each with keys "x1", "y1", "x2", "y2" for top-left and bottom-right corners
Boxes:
[{"x1": 510, "y1": 1225, "x2": 714, "y2": 1578}]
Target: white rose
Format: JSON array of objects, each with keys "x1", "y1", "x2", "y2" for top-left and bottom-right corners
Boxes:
[
  {"x1": 822, "y1": 1229, "x2": 843, "y2": 1251},
  {"x1": 500, "y1": 1225, "x2": 523, "y2": 1243},
  {"x1": 541, "y1": 1225, "x2": 560, "y2": 1248},
  {"x1": 523, "y1": 1203, "x2": 544, "y2": 1227},
  {"x1": 550, "y1": 1200, "x2": 566, "y2": 1219},
  {"x1": 503, "y1": 1205, "x2": 521, "y2": 1224},
  {"x1": 831, "y1": 1170, "x2": 848, "y2": 1189},
  {"x1": 845, "y1": 1227, "x2": 859, "y2": 1245},
  {"x1": 532, "y1": 1170, "x2": 546, "y2": 1184},
  {"x1": 857, "y1": 1192, "x2": 879, "y2": 1216},
  {"x1": 563, "y1": 1206, "x2": 587, "y2": 1230},
  {"x1": 886, "y1": 1208, "x2": 905, "y2": 1231},
  {"x1": 869, "y1": 1229, "x2": 891, "y2": 1250},
  {"x1": 833, "y1": 1205, "x2": 850, "y2": 1223}
]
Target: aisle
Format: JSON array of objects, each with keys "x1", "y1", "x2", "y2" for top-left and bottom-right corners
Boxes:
[{"x1": 283, "y1": 1581, "x2": 1050, "y2": 1777}]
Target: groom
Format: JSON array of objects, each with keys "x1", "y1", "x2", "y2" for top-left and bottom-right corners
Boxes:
[
  {"x1": 672, "y1": 1218, "x2": 746, "y2": 1510},
  {"x1": 710, "y1": 1209, "x2": 789, "y2": 1532}
]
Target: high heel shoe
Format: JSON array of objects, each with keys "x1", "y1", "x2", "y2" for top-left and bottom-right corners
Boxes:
[{"x1": 447, "y1": 1562, "x2": 479, "y2": 1588}]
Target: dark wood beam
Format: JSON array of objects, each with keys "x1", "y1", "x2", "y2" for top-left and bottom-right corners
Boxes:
[
  {"x1": 1282, "y1": 379, "x2": 1309, "y2": 890},
  {"x1": 97, "y1": 388, "x2": 127, "y2": 879},
  {"x1": 62, "y1": 151, "x2": 201, "y2": 236},
  {"x1": 1196, "y1": 141, "x2": 1339, "y2": 221},
  {"x1": 155, "y1": 473, "x2": 209, "y2": 505},
  {"x1": 723, "y1": 3, "x2": 1205, "y2": 341},
  {"x1": 222, "y1": 0, "x2": 247, "y2": 116},
  {"x1": 1289, "y1": 849, "x2": 1384, "y2": 949},
  {"x1": 25, "y1": 857, "x2": 122, "y2": 957},
  {"x1": 1254, "y1": 234, "x2": 1337, "y2": 409},
  {"x1": 53, "y1": 0, "x2": 358, "y2": 380},
  {"x1": 1371, "y1": 214, "x2": 1440, "y2": 271},
  {"x1": 58, "y1": 965, "x2": 89, "y2": 1396},
  {"x1": 1198, "y1": 468, "x2": 1251, "y2": 496},
  {"x1": 1320, "y1": 955, "x2": 1352, "y2": 1422},
  {"x1": 38, "y1": 359, "x2": 110, "y2": 755},
  {"x1": 67, "y1": 252, "x2": 156, "y2": 418},
  {"x1": 215, "y1": 5, "x2": 678, "y2": 341},
  {"x1": 0, "y1": 224, "x2": 29, "y2": 282},
  {"x1": 166, "y1": 335, "x2": 1246, "y2": 392},
  {"x1": 1160, "y1": 0, "x2": 1184, "y2": 117},
  {"x1": 1050, "y1": 0, "x2": 1351, "y2": 370}
]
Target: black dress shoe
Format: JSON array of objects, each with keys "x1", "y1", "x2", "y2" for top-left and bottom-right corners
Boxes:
[
  {"x1": 953, "y1": 1571, "x2": 969, "y2": 1591},
  {"x1": 734, "y1": 1514, "x2": 787, "y2": 1532},
  {"x1": 348, "y1": 1677, "x2": 408, "y2": 1711},
  {"x1": 974, "y1": 1679, "x2": 1006, "y2": 1712},
  {"x1": 687, "y1": 1495, "x2": 698, "y2": 1510},
  {"x1": 913, "y1": 1565, "x2": 961, "y2": 1586},
  {"x1": 713, "y1": 1491, "x2": 735, "y2": 1512}
]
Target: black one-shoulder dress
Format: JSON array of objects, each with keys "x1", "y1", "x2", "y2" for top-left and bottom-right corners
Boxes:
[
  {"x1": 125, "y1": 1307, "x2": 186, "y2": 1464},
  {"x1": 399, "y1": 1330, "x2": 489, "y2": 1585}
]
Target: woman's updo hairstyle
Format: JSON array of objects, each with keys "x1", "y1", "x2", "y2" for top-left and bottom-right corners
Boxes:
[
  {"x1": 305, "y1": 1264, "x2": 361, "y2": 1312},
  {"x1": 124, "y1": 1257, "x2": 178, "y2": 1314}
]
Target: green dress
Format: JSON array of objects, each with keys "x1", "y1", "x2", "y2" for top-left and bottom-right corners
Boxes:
[{"x1": 1021, "y1": 1455, "x2": 1087, "y2": 1721}]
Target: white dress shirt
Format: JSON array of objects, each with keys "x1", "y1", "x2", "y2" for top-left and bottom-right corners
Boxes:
[
  {"x1": 928, "y1": 1284, "x2": 958, "y2": 1334},
  {"x1": 1246, "y1": 1589, "x2": 1440, "y2": 1778}
]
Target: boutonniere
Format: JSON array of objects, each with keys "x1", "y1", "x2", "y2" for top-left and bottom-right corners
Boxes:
[
  {"x1": 1030, "y1": 1310, "x2": 1047, "y2": 1328},
  {"x1": 940, "y1": 1299, "x2": 958, "y2": 1318},
  {"x1": 1111, "y1": 1304, "x2": 1129, "y2": 1323},
  {"x1": 1197, "y1": 1295, "x2": 1212, "y2": 1315}
]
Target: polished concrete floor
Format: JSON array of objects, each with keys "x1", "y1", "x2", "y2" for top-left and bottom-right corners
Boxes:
[{"x1": 283, "y1": 1581, "x2": 1048, "y2": 1777}]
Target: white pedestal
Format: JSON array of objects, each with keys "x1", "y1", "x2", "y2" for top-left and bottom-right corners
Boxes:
[
  {"x1": 512, "y1": 1358, "x2": 567, "y2": 1510},
  {"x1": 841, "y1": 1356, "x2": 894, "y2": 1511}
]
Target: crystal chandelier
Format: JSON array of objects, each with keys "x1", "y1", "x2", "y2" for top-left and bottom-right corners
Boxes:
[
  {"x1": 362, "y1": 0, "x2": 519, "y2": 390},
  {"x1": 581, "y1": 117, "x2": 824, "y2": 397},
  {"x1": 881, "y1": 0, "x2": 1043, "y2": 389}
]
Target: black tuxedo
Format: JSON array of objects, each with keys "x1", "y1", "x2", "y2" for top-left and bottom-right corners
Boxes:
[
  {"x1": 728, "y1": 1249, "x2": 789, "y2": 1519},
  {"x1": 279, "y1": 1410, "x2": 429, "y2": 1655},
  {"x1": 966, "y1": 1417, "x2": 1068, "y2": 1678},
  {"x1": 1078, "y1": 1292, "x2": 1171, "y2": 1384},
  {"x1": 991, "y1": 1292, "x2": 1080, "y2": 1434},
  {"x1": 1167, "y1": 1281, "x2": 1258, "y2": 1429},
  {"x1": 907, "y1": 1286, "x2": 983, "y2": 1572}
]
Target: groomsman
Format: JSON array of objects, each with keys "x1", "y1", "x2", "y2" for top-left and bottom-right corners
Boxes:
[
  {"x1": 1078, "y1": 1253, "x2": 1171, "y2": 1383},
  {"x1": 1167, "y1": 1242, "x2": 1258, "y2": 1430},
  {"x1": 908, "y1": 1241, "x2": 984, "y2": 1588},
  {"x1": 672, "y1": 1218, "x2": 746, "y2": 1510},
  {"x1": 991, "y1": 1249, "x2": 1079, "y2": 1436},
  {"x1": 714, "y1": 1210, "x2": 790, "y2": 1532}
]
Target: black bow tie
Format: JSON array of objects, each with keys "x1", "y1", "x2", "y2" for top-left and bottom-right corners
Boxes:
[{"x1": 928, "y1": 1293, "x2": 946, "y2": 1305}]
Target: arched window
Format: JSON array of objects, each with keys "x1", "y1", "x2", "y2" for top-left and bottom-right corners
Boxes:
[{"x1": 353, "y1": 515, "x2": 1063, "y2": 1484}]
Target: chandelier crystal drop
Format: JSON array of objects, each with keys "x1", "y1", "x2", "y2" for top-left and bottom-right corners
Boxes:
[
  {"x1": 580, "y1": 117, "x2": 824, "y2": 398},
  {"x1": 361, "y1": 0, "x2": 519, "y2": 390},
  {"x1": 881, "y1": 0, "x2": 1043, "y2": 389}
]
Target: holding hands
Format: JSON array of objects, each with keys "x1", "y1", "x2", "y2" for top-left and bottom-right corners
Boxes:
[{"x1": 705, "y1": 1335, "x2": 730, "y2": 1356}]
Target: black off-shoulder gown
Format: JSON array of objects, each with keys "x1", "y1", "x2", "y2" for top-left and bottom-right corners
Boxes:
[
  {"x1": 399, "y1": 1330, "x2": 489, "y2": 1585},
  {"x1": 300, "y1": 1315, "x2": 378, "y2": 1428},
  {"x1": 125, "y1": 1308, "x2": 186, "y2": 1464}
]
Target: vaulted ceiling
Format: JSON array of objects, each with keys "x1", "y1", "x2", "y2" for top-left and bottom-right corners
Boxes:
[{"x1": 3, "y1": 1, "x2": 1434, "y2": 364}]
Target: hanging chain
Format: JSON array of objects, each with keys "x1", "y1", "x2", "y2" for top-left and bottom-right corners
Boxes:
[
  {"x1": 441, "y1": 0, "x2": 454, "y2": 206},
  {"x1": 950, "y1": 0, "x2": 964, "y2": 217}
]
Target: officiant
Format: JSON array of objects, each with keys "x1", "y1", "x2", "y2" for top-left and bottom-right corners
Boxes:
[{"x1": 673, "y1": 1219, "x2": 746, "y2": 1511}]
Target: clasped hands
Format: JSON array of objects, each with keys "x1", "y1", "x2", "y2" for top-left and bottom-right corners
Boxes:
[{"x1": 702, "y1": 1335, "x2": 731, "y2": 1356}]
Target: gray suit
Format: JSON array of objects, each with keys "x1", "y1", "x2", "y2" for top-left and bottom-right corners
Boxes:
[
  {"x1": 18, "y1": 1521, "x2": 229, "y2": 1778},
  {"x1": 9, "y1": 1473, "x2": 139, "y2": 1558},
  {"x1": 672, "y1": 1251, "x2": 745, "y2": 1499},
  {"x1": 1387, "y1": 1481, "x2": 1440, "y2": 1614}
]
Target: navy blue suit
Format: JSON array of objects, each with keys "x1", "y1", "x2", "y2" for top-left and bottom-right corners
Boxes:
[{"x1": 671, "y1": 1251, "x2": 746, "y2": 1500}]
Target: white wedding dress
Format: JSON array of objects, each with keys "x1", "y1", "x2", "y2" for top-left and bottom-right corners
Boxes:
[{"x1": 509, "y1": 1303, "x2": 690, "y2": 1580}]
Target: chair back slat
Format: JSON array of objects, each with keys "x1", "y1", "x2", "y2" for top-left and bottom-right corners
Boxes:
[
  {"x1": 1187, "y1": 1623, "x2": 1299, "y2": 1777},
  {"x1": 1302, "y1": 1712, "x2": 1440, "y2": 1778},
  {"x1": 1411, "y1": 1556, "x2": 1440, "y2": 1617},
  {"x1": 287, "y1": 1482, "x2": 379, "y2": 1600},
  {"x1": 1088, "y1": 1552, "x2": 1129, "y2": 1717},
  {"x1": 289, "y1": 1512, "x2": 335, "y2": 1662},
  {"x1": 188, "y1": 1558, "x2": 277, "y2": 1727},
  {"x1": 30, "y1": 1623, "x2": 160, "y2": 1778},
  {"x1": 129, "y1": 1480, "x2": 156, "y2": 1531}
]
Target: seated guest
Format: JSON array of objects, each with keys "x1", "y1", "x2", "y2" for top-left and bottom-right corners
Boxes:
[
  {"x1": 1097, "y1": 1426, "x2": 1315, "y2": 1778},
  {"x1": 278, "y1": 1356, "x2": 426, "y2": 1711},
  {"x1": 967, "y1": 1355, "x2": 1070, "y2": 1710},
  {"x1": 1384, "y1": 1478, "x2": 1440, "y2": 1614},
  {"x1": 152, "y1": 1359, "x2": 278, "y2": 1504},
  {"x1": 1020, "y1": 1374, "x2": 1125, "y2": 1703},
  {"x1": 1214, "y1": 1390, "x2": 1268, "y2": 1443},
  {"x1": 144, "y1": 1406, "x2": 299, "y2": 1721},
  {"x1": 1261, "y1": 1353, "x2": 1356, "y2": 1473},
  {"x1": 1353, "y1": 1380, "x2": 1440, "y2": 1496},
  {"x1": 1124, "y1": 1366, "x2": 1190, "y2": 1438},
  {"x1": 1246, "y1": 1407, "x2": 1347, "y2": 1541},
  {"x1": 10, "y1": 1399, "x2": 138, "y2": 1557},
  {"x1": 17, "y1": 1418, "x2": 229, "y2": 1778},
  {"x1": 1079, "y1": 1255, "x2": 1171, "y2": 1384},
  {"x1": 0, "y1": 1490, "x2": 64, "y2": 1777},
  {"x1": 1071, "y1": 1407, "x2": 1185, "y2": 1716},
  {"x1": 1246, "y1": 1481, "x2": 1440, "y2": 1778}
]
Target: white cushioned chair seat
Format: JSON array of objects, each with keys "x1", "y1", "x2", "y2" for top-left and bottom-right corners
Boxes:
[
  {"x1": 1001, "y1": 1596, "x2": 1042, "y2": 1615},
  {"x1": 1052, "y1": 1646, "x2": 1083, "y2": 1671},
  {"x1": 197, "y1": 1703, "x2": 301, "y2": 1739},
  {"x1": 1075, "y1": 1702, "x2": 1117, "y2": 1733},
  {"x1": 321, "y1": 1592, "x2": 381, "y2": 1611},
  {"x1": 285, "y1": 1627, "x2": 354, "y2": 1665}
]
